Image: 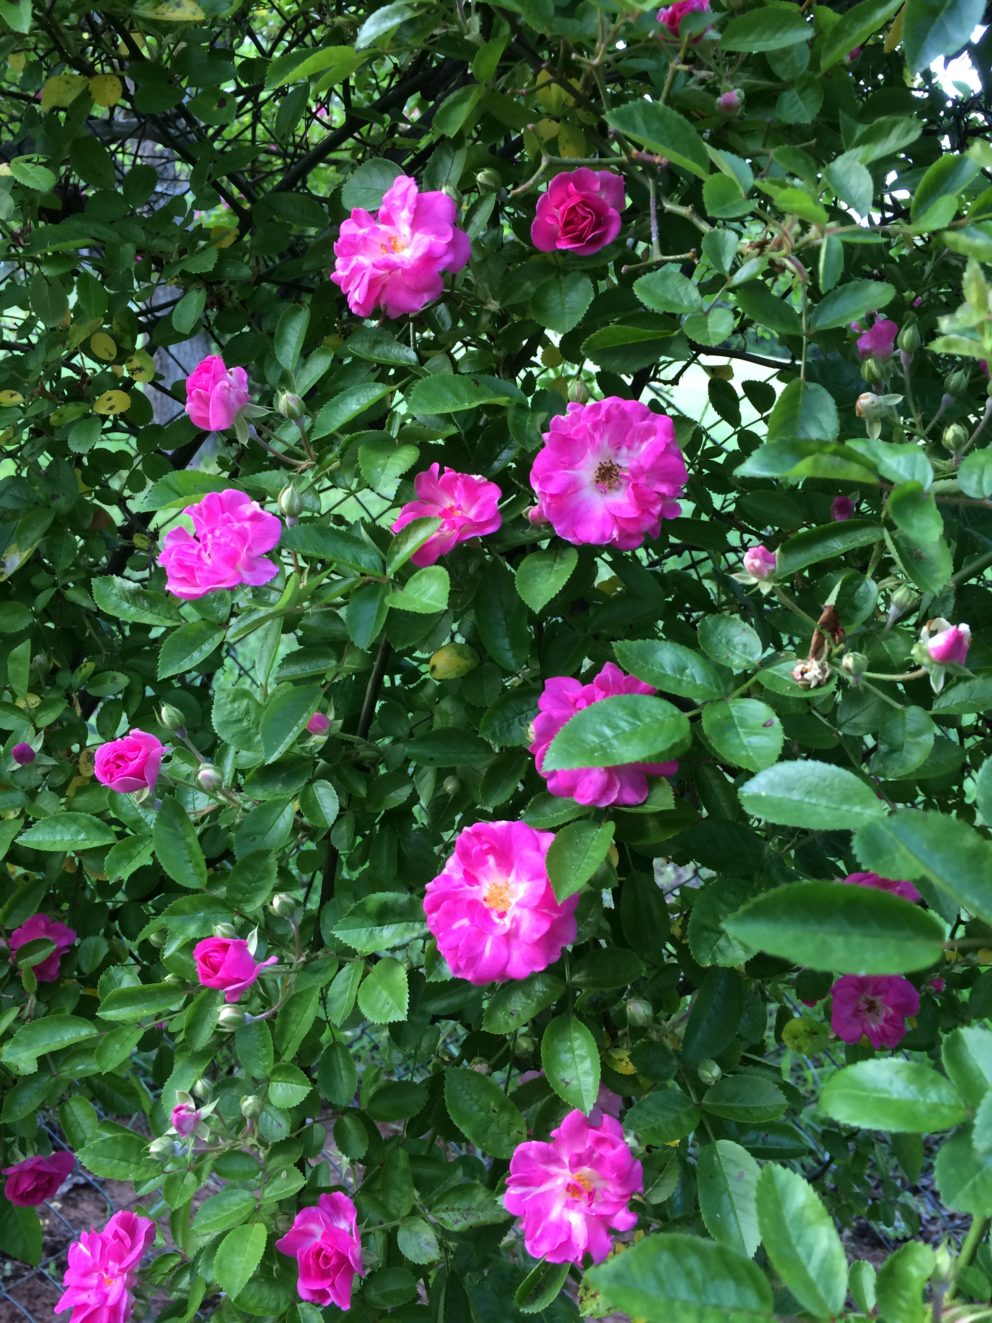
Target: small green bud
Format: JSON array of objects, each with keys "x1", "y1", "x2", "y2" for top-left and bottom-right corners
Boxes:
[
  {"x1": 897, "y1": 323, "x2": 921, "y2": 353},
  {"x1": 890, "y1": 584, "x2": 919, "y2": 617},
  {"x1": 945, "y1": 369, "x2": 970, "y2": 395},
  {"x1": 697, "y1": 1059, "x2": 722, "y2": 1085},
  {"x1": 240, "y1": 1093, "x2": 263, "y2": 1118},
  {"x1": 442, "y1": 776, "x2": 461, "y2": 796},
  {"x1": 568, "y1": 380, "x2": 589, "y2": 404},
  {"x1": 148, "y1": 929, "x2": 167, "y2": 948},
  {"x1": 269, "y1": 892, "x2": 297, "y2": 918},
  {"x1": 158, "y1": 703, "x2": 186, "y2": 735},
  {"x1": 213, "y1": 922, "x2": 238, "y2": 939},
  {"x1": 626, "y1": 997, "x2": 653, "y2": 1028},
  {"x1": 278, "y1": 484, "x2": 303, "y2": 522},
  {"x1": 475, "y1": 167, "x2": 502, "y2": 194},
  {"x1": 217, "y1": 1006, "x2": 247, "y2": 1031},
  {"x1": 514, "y1": 1034, "x2": 536, "y2": 1057},
  {"x1": 275, "y1": 389, "x2": 305, "y2": 421},
  {"x1": 942, "y1": 422, "x2": 969, "y2": 453},
  {"x1": 861, "y1": 357, "x2": 884, "y2": 385},
  {"x1": 932, "y1": 1244, "x2": 953, "y2": 1285},
  {"x1": 197, "y1": 764, "x2": 223, "y2": 793},
  {"x1": 841, "y1": 651, "x2": 868, "y2": 676},
  {"x1": 191, "y1": 1078, "x2": 212, "y2": 1100}
]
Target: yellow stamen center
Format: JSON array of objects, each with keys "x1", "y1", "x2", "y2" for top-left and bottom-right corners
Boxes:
[
  {"x1": 483, "y1": 880, "x2": 513, "y2": 912},
  {"x1": 565, "y1": 1171, "x2": 595, "y2": 1200}
]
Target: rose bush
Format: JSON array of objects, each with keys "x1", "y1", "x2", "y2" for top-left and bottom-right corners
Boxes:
[{"x1": 3, "y1": 1, "x2": 992, "y2": 1321}]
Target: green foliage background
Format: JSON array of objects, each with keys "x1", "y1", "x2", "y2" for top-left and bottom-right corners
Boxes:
[{"x1": 3, "y1": 0, "x2": 992, "y2": 1318}]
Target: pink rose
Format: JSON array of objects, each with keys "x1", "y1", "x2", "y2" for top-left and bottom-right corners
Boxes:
[
  {"x1": 3, "y1": 1151, "x2": 74, "y2": 1206},
  {"x1": 332, "y1": 175, "x2": 470, "y2": 319},
  {"x1": 840, "y1": 871, "x2": 921, "y2": 904},
  {"x1": 530, "y1": 663, "x2": 677, "y2": 808},
  {"x1": 390, "y1": 464, "x2": 502, "y2": 566},
  {"x1": 742, "y1": 544, "x2": 776, "y2": 581},
  {"x1": 276, "y1": 1192, "x2": 364, "y2": 1310},
  {"x1": 170, "y1": 1102, "x2": 201, "y2": 1137},
  {"x1": 927, "y1": 622, "x2": 971, "y2": 666},
  {"x1": 855, "y1": 317, "x2": 898, "y2": 360},
  {"x1": 531, "y1": 169, "x2": 625, "y2": 256},
  {"x1": 504, "y1": 1110, "x2": 643, "y2": 1264},
  {"x1": 424, "y1": 820, "x2": 578, "y2": 985},
  {"x1": 9, "y1": 913, "x2": 77, "y2": 982},
  {"x1": 530, "y1": 397, "x2": 686, "y2": 549},
  {"x1": 307, "y1": 712, "x2": 331, "y2": 735},
  {"x1": 184, "y1": 355, "x2": 251, "y2": 432},
  {"x1": 93, "y1": 730, "x2": 164, "y2": 794},
  {"x1": 12, "y1": 742, "x2": 35, "y2": 765},
  {"x1": 657, "y1": 0, "x2": 710, "y2": 38},
  {"x1": 55, "y1": 1210, "x2": 155, "y2": 1323},
  {"x1": 716, "y1": 90, "x2": 742, "y2": 116},
  {"x1": 830, "y1": 974, "x2": 919, "y2": 1048},
  {"x1": 192, "y1": 936, "x2": 277, "y2": 1003},
  {"x1": 158, "y1": 489, "x2": 282, "y2": 600},
  {"x1": 831, "y1": 495, "x2": 855, "y2": 522}
]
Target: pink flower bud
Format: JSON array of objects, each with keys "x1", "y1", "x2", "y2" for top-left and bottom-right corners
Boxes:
[
  {"x1": 926, "y1": 623, "x2": 971, "y2": 666},
  {"x1": 12, "y1": 743, "x2": 35, "y2": 765},
  {"x1": 855, "y1": 317, "x2": 899, "y2": 361},
  {"x1": 716, "y1": 90, "x2": 742, "y2": 116},
  {"x1": 831, "y1": 496, "x2": 854, "y2": 522},
  {"x1": 306, "y1": 712, "x2": 330, "y2": 736},
  {"x1": 742, "y1": 544, "x2": 777, "y2": 581},
  {"x1": 170, "y1": 1102, "x2": 201, "y2": 1137}
]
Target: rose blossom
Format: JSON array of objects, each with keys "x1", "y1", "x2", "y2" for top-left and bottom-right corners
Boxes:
[
  {"x1": 158, "y1": 489, "x2": 281, "y2": 600},
  {"x1": 94, "y1": 730, "x2": 164, "y2": 794},
  {"x1": 9, "y1": 913, "x2": 77, "y2": 982},
  {"x1": 55, "y1": 1210, "x2": 155, "y2": 1323},
  {"x1": 530, "y1": 398, "x2": 687, "y2": 549},
  {"x1": 657, "y1": 0, "x2": 710, "y2": 38},
  {"x1": 390, "y1": 464, "x2": 502, "y2": 566},
  {"x1": 840, "y1": 871, "x2": 921, "y2": 904},
  {"x1": 503, "y1": 1109, "x2": 643, "y2": 1264},
  {"x1": 276, "y1": 1192, "x2": 363, "y2": 1310},
  {"x1": 530, "y1": 663, "x2": 677, "y2": 808},
  {"x1": 855, "y1": 317, "x2": 898, "y2": 360},
  {"x1": 926, "y1": 622, "x2": 971, "y2": 666},
  {"x1": 831, "y1": 495, "x2": 855, "y2": 521},
  {"x1": 424, "y1": 820, "x2": 578, "y2": 985},
  {"x1": 742, "y1": 544, "x2": 776, "y2": 582},
  {"x1": 307, "y1": 712, "x2": 331, "y2": 735},
  {"x1": 531, "y1": 169, "x2": 625, "y2": 257},
  {"x1": 12, "y1": 742, "x2": 35, "y2": 765},
  {"x1": 192, "y1": 936, "x2": 277, "y2": 1003},
  {"x1": 830, "y1": 974, "x2": 920, "y2": 1048},
  {"x1": 170, "y1": 1101, "x2": 201, "y2": 1137},
  {"x1": 184, "y1": 355, "x2": 251, "y2": 432},
  {"x1": 3, "y1": 1151, "x2": 74, "y2": 1206},
  {"x1": 332, "y1": 174, "x2": 470, "y2": 318}
]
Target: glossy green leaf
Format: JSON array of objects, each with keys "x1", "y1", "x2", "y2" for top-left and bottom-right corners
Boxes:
[
  {"x1": 546, "y1": 819, "x2": 615, "y2": 902},
  {"x1": 820, "y1": 1060, "x2": 968, "y2": 1132},
  {"x1": 544, "y1": 694, "x2": 688, "y2": 771},
  {"x1": 541, "y1": 1014, "x2": 600, "y2": 1113},
  {"x1": 444, "y1": 1068, "x2": 526, "y2": 1158},
  {"x1": 697, "y1": 1141, "x2": 761, "y2": 1259},
  {"x1": 756, "y1": 1165, "x2": 847, "y2": 1318}
]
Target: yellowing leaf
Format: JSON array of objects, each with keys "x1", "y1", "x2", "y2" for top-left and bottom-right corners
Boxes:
[
  {"x1": 41, "y1": 73, "x2": 88, "y2": 113},
  {"x1": 89, "y1": 74, "x2": 123, "y2": 107},
  {"x1": 207, "y1": 225, "x2": 239, "y2": 249},
  {"x1": 134, "y1": 0, "x2": 206, "y2": 19},
  {"x1": 0, "y1": 390, "x2": 24, "y2": 406},
  {"x1": 89, "y1": 332, "x2": 117, "y2": 362},
  {"x1": 126, "y1": 350, "x2": 155, "y2": 383},
  {"x1": 557, "y1": 121, "x2": 587, "y2": 158},
  {"x1": 8, "y1": 52, "x2": 26, "y2": 73},
  {"x1": 92, "y1": 389, "x2": 131, "y2": 416},
  {"x1": 884, "y1": 3, "x2": 905, "y2": 51}
]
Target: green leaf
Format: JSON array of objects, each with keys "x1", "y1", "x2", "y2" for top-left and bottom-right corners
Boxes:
[
  {"x1": 406, "y1": 375, "x2": 516, "y2": 414},
  {"x1": 626, "y1": 1086, "x2": 701, "y2": 1144},
  {"x1": 544, "y1": 694, "x2": 689, "y2": 771},
  {"x1": 886, "y1": 525, "x2": 953, "y2": 594},
  {"x1": 702, "y1": 1075, "x2": 787, "y2": 1123},
  {"x1": 444, "y1": 1068, "x2": 526, "y2": 1158},
  {"x1": 615, "y1": 639, "x2": 726, "y2": 700},
  {"x1": 541, "y1": 1014, "x2": 600, "y2": 1112},
  {"x1": 720, "y1": 2, "x2": 811, "y2": 50},
  {"x1": 154, "y1": 796, "x2": 207, "y2": 889},
  {"x1": 431, "y1": 1183, "x2": 510, "y2": 1231},
  {"x1": 312, "y1": 385, "x2": 392, "y2": 438},
  {"x1": 733, "y1": 282, "x2": 802, "y2": 337},
  {"x1": 157, "y1": 620, "x2": 224, "y2": 680},
  {"x1": 92, "y1": 575, "x2": 182, "y2": 626},
  {"x1": 586, "y1": 1233, "x2": 773, "y2": 1322},
  {"x1": 739, "y1": 761, "x2": 887, "y2": 830},
  {"x1": 193, "y1": 1188, "x2": 257, "y2": 1238},
  {"x1": 777, "y1": 523, "x2": 887, "y2": 576},
  {"x1": 340, "y1": 157, "x2": 404, "y2": 210},
  {"x1": 282, "y1": 523, "x2": 382, "y2": 573},
  {"x1": 78, "y1": 1127, "x2": 157, "y2": 1180},
  {"x1": 357, "y1": 957, "x2": 408, "y2": 1023},
  {"x1": 825, "y1": 154, "x2": 874, "y2": 218},
  {"x1": 942, "y1": 1025, "x2": 992, "y2": 1107},
  {"x1": 407, "y1": 729, "x2": 492, "y2": 766},
  {"x1": 355, "y1": 1, "x2": 417, "y2": 49},
  {"x1": 723, "y1": 881, "x2": 946, "y2": 973},
  {"x1": 531, "y1": 271, "x2": 594, "y2": 333},
  {"x1": 546, "y1": 819, "x2": 615, "y2": 903},
  {"x1": 332, "y1": 893, "x2": 425, "y2": 954},
  {"x1": 912, "y1": 155, "x2": 979, "y2": 229},
  {"x1": 214, "y1": 1223, "x2": 267, "y2": 1299},
  {"x1": 386, "y1": 517, "x2": 441, "y2": 576},
  {"x1": 0, "y1": 1203, "x2": 42, "y2": 1266},
  {"x1": 268, "y1": 1061, "x2": 313, "y2": 1108},
  {"x1": 808, "y1": 278, "x2": 895, "y2": 331},
  {"x1": 767, "y1": 380, "x2": 840, "y2": 442},
  {"x1": 606, "y1": 101, "x2": 709, "y2": 180},
  {"x1": 854, "y1": 809, "x2": 992, "y2": 926},
  {"x1": 514, "y1": 1261, "x2": 570, "y2": 1314},
  {"x1": 819, "y1": 0, "x2": 903, "y2": 68},
  {"x1": 819, "y1": 1060, "x2": 968, "y2": 1132},
  {"x1": 260, "y1": 684, "x2": 323, "y2": 762},
  {"x1": 318, "y1": 1041, "x2": 358, "y2": 1106},
  {"x1": 697, "y1": 1141, "x2": 761, "y2": 1259},
  {"x1": 756, "y1": 1166, "x2": 847, "y2": 1318},
  {"x1": 935, "y1": 1130, "x2": 992, "y2": 1214},
  {"x1": 876, "y1": 1241, "x2": 936, "y2": 1323},
  {"x1": 173, "y1": 286, "x2": 206, "y2": 335},
  {"x1": 267, "y1": 44, "x2": 366, "y2": 89},
  {"x1": 387, "y1": 566, "x2": 450, "y2": 614},
  {"x1": 702, "y1": 699, "x2": 783, "y2": 772},
  {"x1": 482, "y1": 971, "x2": 565, "y2": 1035},
  {"x1": 1, "y1": 1014, "x2": 97, "y2": 1072},
  {"x1": 697, "y1": 617, "x2": 762, "y2": 670},
  {"x1": 397, "y1": 1217, "x2": 441, "y2": 1265},
  {"x1": 515, "y1": 545, "x2": 578, "y2": 613},
  {"x1": 274, "y1": 305, "x2": 309, "y2": 372},
  {"x1": 903, "y1": 0, "x2": 985, "y2": 71},
  {"x1": 17, "y1": 812, "x2": 116, "y2": 852},
  {"x1": 475, "y1": 561, "x2": 529, "y2": 670},
  {"x1": 98, "y1": 982, "x2": 185, "y2": 1022},
  {"x1": 633, "y1": 269, "x2": 703, "y2": 315}
]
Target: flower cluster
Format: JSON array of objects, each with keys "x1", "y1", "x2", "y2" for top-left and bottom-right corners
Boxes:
[{"x1": 55, "y1": 1210, "x2": 155, "y2": 1323}]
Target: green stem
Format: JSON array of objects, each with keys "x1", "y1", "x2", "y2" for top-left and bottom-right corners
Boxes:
[{"x1": 945, "y1": 1215, "x2": 989, "y2": 1306}]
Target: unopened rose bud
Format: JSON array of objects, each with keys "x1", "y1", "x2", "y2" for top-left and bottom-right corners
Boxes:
[
  {"x1": 278, "y1": 484, "x2": 304, "y2": 523},
  {"x1": 191, "y1": 1079, "x2": 212, "y2": 1100},
  {"x1": 306, "y1": 711, "x2": 331, "y2": 736},
  {"x1": 841, "y1": 651, "x2": 868, "y2": 676},
  {"x1": 213, "y1": 922, "x2": 238, "y2": 939},
  {"x1": 11, "y1": 743, "x2": 35, "y2": 766},
  {"x1": 269, "y1": 892, "x2": 296, "y2": 918},
  {"x1": 843, "y1": 44, "x2": 863, "y2": 62},
  {"x1": 697, "y1": 1059, "x2": 722, "y2": 1085},
  {"x1": 158, "y1": 703, "x2": 187, "y2": 735},
  {"x1": 861, "y1": 357, "x2": 884, "y2": 385},
  {"x1": 742, "y1": 544, "x2": 776, "y2": 582},
  {"x1": 855, "y1": 392, "x2": 882, "y2": 419},
  {"x1": 716, "y1": 89, "x2": 742, "y2": 116},
  {"x1": 197, "y1": 765, "x2": 223, "y2": 793},
  {"x1": 148, "y1": 929, "x2": 167, "y2": 948},
  {"x1": 217, "y1": 1006, "x2": 247, "y2": 1031},
  {"x1": 946, "y1": 369, "x2": 970, "y2": 395},
  {"x1": 429, "y1": 643, "x2": 479, "y2": 681},
  {"x1": 626, "y1": 997, "x2": 653, "y2": 1027},
  {"x1": 240, "y1": 1093, "x2": 263, "y2": 1118},
  {"x1": 514, "y1": 1034, "x2": 536, "y2": 1057},
  {"x1": 442, "y1": 776, "x2": 461, "y2": 796},
  {"x1": 925, "y1": 621, "x2": 971, "y2": 666},
  {"x1": 932, "y1": 1244, "x2": 953, "y2": 1286},
  {"x1": 942, "y1": 422, "x2": 969, "y2": 453},
  {"x1": 170, "y1": 1100, "x2": 201, "y2": 1137},
  {"x1": 567, "y1": 380, "x2": 589, "y2": 404},
  {"x1": 470, "y1": 1059, "x2": 491, "y2": 1074},
  {"x1": 898, "y1": 324, "x2": 921, "y2": 353},
  {"x1": 275, "y1": 390, "x2": 305, "y2": 421},
  {"x1": 831, "y1": 495, "x2": 854, "y2": 522},
  {"x1": 475, "y1": 167, "x2": 502, "y2": 193}
]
